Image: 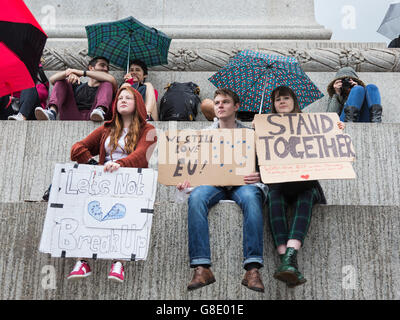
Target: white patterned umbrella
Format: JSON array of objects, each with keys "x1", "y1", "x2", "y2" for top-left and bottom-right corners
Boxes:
[{"x1": 377, "y1": 2, "x2": 400, "y2": 40}]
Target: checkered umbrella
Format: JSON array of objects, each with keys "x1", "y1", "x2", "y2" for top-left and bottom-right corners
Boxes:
[
  {"x1": 209, "y1": 50, "x2": 324, "y2": 114},
  {"x1": 85, "y1": 16, "x2": 171, "y2": 71}
]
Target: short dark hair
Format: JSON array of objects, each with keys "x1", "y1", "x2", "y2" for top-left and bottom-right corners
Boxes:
[
  {"x1": 129, "y1": 59, "x2": 148, "y2": 75},
  {"x1": 214, "y1": 88, "x2": 240, "y2": 105},
  {"x1": 270, "y1": 86, "x2": 301, "y2": 113},
  {"x1": 88, "y1": 56, "x2": 109, "y2": 68}
]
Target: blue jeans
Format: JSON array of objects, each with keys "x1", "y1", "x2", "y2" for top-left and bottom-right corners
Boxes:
[
  {"x1": 187, "y1": 185, "x2": 264, "y2": 269},
  {"x1": 340, "y1": 84, "x2": 381, "y2": 122}
]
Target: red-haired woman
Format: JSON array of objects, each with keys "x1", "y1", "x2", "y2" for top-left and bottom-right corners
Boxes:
[{"x1": 68, "y1": 86, "x2": 157, "y2": 283}]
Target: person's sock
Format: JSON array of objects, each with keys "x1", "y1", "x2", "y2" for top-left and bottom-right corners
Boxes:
[{"x1": 192, "y1": 264, "x2": 211, "y2": 269}]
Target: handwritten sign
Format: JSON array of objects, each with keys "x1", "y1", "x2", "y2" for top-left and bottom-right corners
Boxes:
[
  {"x1": 254, "y1": 113, "x2": 356, "y2": 183},
  {"x1": 259, "y1": 162, "x2": 356, "y2": 183},
  {"x1": 39, "y1": 163, "x2": 158, "y2": 261},
  {"x1": 254, "y1": 113, "x2": 355, "y2": 165},
  {"x1": 157, "y1": 129, "x2": 255, "y2": 186}
]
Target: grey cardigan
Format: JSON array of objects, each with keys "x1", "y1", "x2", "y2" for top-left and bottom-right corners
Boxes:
[{"x1": 326, "y1": 93, "x2": 347, "y2": 114}]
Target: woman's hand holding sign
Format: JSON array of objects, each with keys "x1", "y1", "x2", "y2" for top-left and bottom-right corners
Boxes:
[{"x1": 104, "y1": 161, "x2": 121, "y2": 173}]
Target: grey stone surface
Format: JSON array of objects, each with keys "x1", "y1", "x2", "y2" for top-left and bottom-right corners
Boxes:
[
  {"x1": 0, "y1": 121, "x2": 398, "y2": 206},
  {"x1": 42, "y1": 39, "x2": 392, "y2": 72},
  {"x1": 25, "y1": 0, "x2": 331, "y2": 39},
  {"x1": 0, "y1": 202, "x2": 399, "y2": 299},
  {"x1": 0, "y1": 122, "x2": 27, "y2": 202}
]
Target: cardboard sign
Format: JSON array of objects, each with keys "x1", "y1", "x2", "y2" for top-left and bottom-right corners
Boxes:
[
  {"x1": 39, "y1": 163, "x2": 158, "y2": 261},
  {"x1": 254, "y1": 113, "x2": 356, "y2": 165},
  {"x1": 158, "y1": 128, "x2": 255, "y2": 186},
  {"x1": 254, "y1": 113, "x2": 356, "y2": 183}
]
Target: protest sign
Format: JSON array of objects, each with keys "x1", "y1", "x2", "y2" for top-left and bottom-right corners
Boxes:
[
  {"x1": 254, "y1": 113, "x2": 356, "y2": 183},
  {"x1": 39, "y1": 163, "x2": 158, "y2": 261},
  {"x1": 157, "y1": 128, "x2": 255, "y2": 186}
]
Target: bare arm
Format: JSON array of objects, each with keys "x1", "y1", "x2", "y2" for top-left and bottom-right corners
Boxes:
[
  {"x1": 85, "y1": 70, "x2": 118, "y2": 92},
  {"x1": 55, "y1": 69, "x2": 118, "y2": 92},
  {"x1": 144, "y1": 82, "x2": 158, "y2": 120},
  {"x1": 49, "y1": 70, "x2": 68, "y2": 85}
]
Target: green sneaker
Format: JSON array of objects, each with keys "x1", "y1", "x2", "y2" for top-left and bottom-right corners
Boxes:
[{"x1": 274, "y1": 248, "x2": 307, "y2": 287}]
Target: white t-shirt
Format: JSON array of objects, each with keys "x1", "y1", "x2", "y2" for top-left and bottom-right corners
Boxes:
[{"x1": 104, "y1": 128, "x2": 128, "y2": 164}]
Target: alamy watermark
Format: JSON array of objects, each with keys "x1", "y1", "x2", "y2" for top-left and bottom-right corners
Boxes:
[
  {"x1": 341, "y1": 5, "x2": 357, "y2": 30},
  {"x1": 40, "y1": 5, "x2": 56, "y2": 30},
  {"x1": 41, "y1": 265, "x2": 57, "y2": 290}
]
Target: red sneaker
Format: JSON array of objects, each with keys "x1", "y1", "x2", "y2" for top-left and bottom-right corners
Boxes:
[
  {"x1": 108, "y1": 261, "x2": 124, "y2": 283},
  {"x1": 67, "y1": 260, "x2": 91, "y2": 280}
]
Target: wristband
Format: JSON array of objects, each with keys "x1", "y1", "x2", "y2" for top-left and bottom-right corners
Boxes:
[{"x1": 83, "y1": 70, "x2": 87, "y2": 77}]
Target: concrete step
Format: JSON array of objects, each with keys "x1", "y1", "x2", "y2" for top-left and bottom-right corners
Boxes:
[
  {"x1": 0, "y1": 121, "x2": 399, "y2": 206},
  {"x1": 0, "y1": 201, "x2": 399, "y2": 299},
  {"x1": 43, "y1": 70, "x2": 400, "y2": 122}
]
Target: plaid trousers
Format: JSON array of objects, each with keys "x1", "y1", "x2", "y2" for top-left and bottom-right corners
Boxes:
[{"x1": 267, "y1": 187, "x2": 321, "y2": 248}]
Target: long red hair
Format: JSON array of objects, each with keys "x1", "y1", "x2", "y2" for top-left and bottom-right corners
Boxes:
[{"x1": 107, "y1": 86, "x2": 147, "y2": 158}]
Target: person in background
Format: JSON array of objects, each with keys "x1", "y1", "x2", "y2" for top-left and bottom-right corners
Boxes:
[
  {"x1": 326, "y1": 67, "x2": 383, "y2": 123},
  {"x1": 388, "y1": 35, "x2": 400, "y2": 48},
  {"x1": 35, "y1": 56, "x2": 117, "y2": 122},
  {"x1": 68, "y1": 86, "x2": 157, "y2": 282},
  {"x1": 2, "y1": 61, "x2": 49, "y2": 121},
  {"x1": 120, "y1": 59, "x2": 158, "y2": 121}
]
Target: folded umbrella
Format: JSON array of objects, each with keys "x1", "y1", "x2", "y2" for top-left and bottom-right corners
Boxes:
[
  {"x1": 0, "y1": 0, "x2": 47, "y2": 97},
  {"x1": 209, "y1": 50, "x2": 323, "y2": 114},
  {"x1": 86, "y1": 16, "x2": 171, "y2": 72},
  {"x1": 377, "y1": 2, "x2": 400, "y2": 40}
]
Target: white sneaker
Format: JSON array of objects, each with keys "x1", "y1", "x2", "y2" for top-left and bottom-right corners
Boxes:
[
  {"x1": 108, "y1": 261, "x2": 124, "y2": 283},
  {"x1": 8, "y1": 113, "x2": 25, "y2": 121},
  {"x1": 67, "y1": 260, "x2": 92, "y2": 280},
  {"x1": 35, "y1": 107, "x2": 56, "y2": 120},
  {"x1": 90, "y1": 108, "x2": 105, "y2": 122}
]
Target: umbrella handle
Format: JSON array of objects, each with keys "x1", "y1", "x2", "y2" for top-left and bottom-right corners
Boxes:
[
  {"x1": 126, "y1": 35, "x2": 131, "y2": 74},
  {"x1": 259, "y1": 78, "x2": 268, "y2": 114}
]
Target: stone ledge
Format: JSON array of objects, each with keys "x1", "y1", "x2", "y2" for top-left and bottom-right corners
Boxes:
[
  {"x1": 0, "y1": 122, "x2": 399, "y2": 206},
  {"x1": 42, "y1": 39, "x2": 393, "y2": 72},
  {"x1": 0, "y1": 202, "x2": 399, "y2": 299}
]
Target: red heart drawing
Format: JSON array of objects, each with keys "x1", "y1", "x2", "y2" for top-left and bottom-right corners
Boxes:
[{"x1": 300, "y1": 175, "x2": 310, "y2": 180}]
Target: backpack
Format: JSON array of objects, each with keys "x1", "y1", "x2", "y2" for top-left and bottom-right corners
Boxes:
[{"x1": 159, "y1": 82, "x2": 200, "y2": 121}]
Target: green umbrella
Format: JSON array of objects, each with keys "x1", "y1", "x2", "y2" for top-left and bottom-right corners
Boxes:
[{"x1": 85, "y1": 16, "x2": 171, "y2": 72}]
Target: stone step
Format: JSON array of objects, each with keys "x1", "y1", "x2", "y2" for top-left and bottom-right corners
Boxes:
[
  {"x1": 43, "y1": 70, "x2": 399, "y2": 122},
  {"x1": 0, "y1": 201, "x2": 398, "y2": 299},
  {"x1": 0, "y1": 121, "x2": 399, "y2": 206}
]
